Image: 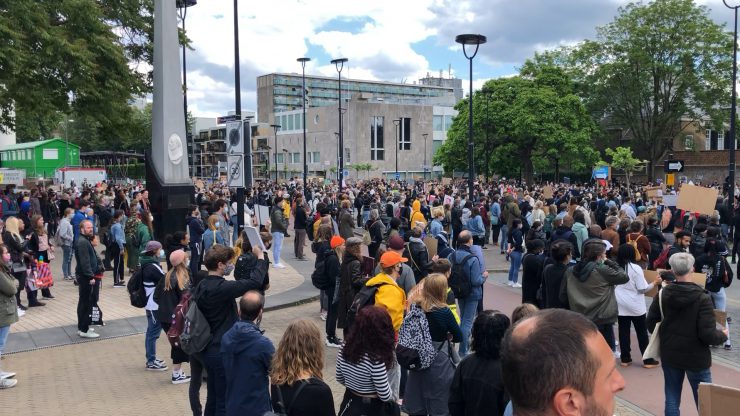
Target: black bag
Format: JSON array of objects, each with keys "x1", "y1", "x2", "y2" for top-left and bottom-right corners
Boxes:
[
  {"x1": 346, "y1": 283, "x2": 386, "y2": 329},
  {"x1": 263, "y1": 381, "x2": 308, "y2": 416},
  {"x1": 311, "y1": 254, "x2": 331, "y2": 290},
  {"x1": 306, "y1": 218, "x2": 315, "y2": 241},
  {"x1": 449, "y1": 253, "x2": 475, "y2": 299},
  {"x1": 126, "y1": 266, "x2": 148, "y2": 308}
]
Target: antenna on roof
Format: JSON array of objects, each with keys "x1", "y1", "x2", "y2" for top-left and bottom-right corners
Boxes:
[{"x1": 448, "y1": 64, "x2": 452, "y2": 79}]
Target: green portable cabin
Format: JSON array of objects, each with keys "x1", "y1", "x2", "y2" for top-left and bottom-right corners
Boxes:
[{"x1": 0, "y1": 138, "x2": 80, "y2": 179}]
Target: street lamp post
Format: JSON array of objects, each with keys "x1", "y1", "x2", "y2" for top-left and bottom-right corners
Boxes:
[
  {"x1": 393, "y1": 119, "x2": 401, "y2": 181},
  {"x1": 334, "y1": 132, "x2": 340, "y2": 181},
  {"x1": 297, "y1": 57, "x2": 311, "y2": 188},
  {"x1": 331, "y1": 58, "x2": 348, "y2": 191},
  {"x1": 271, "y1": 124, "x2": 281, "y2": 182},
  {"x1": 725, "y1": 1, "x2": 739, "y2": 213},
  {"x1": 422, "y1": 133, "x2": 429, "y2": 180},
  {"x1": 456, "y1": 33, "x2": 487, "y2": 200}
]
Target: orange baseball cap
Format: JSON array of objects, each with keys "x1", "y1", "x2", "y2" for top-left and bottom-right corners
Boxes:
[
  {"x1": 380, "y1": 251, "x2": 408, "y2": 268},
  {"x1": 330, "y1": 236, "x2": 346, "y2": 249}
]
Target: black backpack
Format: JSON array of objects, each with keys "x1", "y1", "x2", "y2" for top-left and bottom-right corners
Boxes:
[
  {"x1": 311, "y1": 251, "x2": 333, "y2": 290},
  {"x1": 449, "y1": 253, "x2": 475, "y2": 299},
  {"x1": 306, "y1": 217, "x2": 316, "y2": 241},
  {"x1": 346, "y1": 282, "x2": 387, "y2": 329},
  {"x1": 126, "y1": 265, "x2": 148, "y2": 308}
]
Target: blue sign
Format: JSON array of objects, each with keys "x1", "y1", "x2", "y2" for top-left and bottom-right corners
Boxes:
[
  {"x1": 342, "y1": 169, "x2": 349, "y2": 178},
  {"x1": 395, "y1": 172, "x2": 401, "y2": 180},
  {"x1": 592, "y1": 166, "x2": 609, "y2": 180}
]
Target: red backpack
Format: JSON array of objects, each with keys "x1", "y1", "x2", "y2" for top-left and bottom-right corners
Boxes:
[
  {"x1": 653, "y1": 247, "x2": 671, "y2": 270},
  {"x1": 166, "y1": 291, "x2": 192, "y2": 349}
]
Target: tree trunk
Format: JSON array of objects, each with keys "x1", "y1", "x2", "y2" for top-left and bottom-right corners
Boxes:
[
  {"x1": 554, "y1": 157, "x2": 560, "y2": 183},
  {"x1": 522, "y1": 151, "x2": 534, "y2": 184}
]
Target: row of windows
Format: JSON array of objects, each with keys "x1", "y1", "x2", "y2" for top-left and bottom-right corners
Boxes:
[
  {"x1": 275, "y1": 152, "x2": 306, "y2": 164},
  {"x1": 2, "y1": 149, "x2": 32, "y2": 161},
  {"x1": 273, "y1": 76, "x2": 450, "y2": 97},
  {"x1": 433, "y1": 115, "x2": 455, "y2": 132},
  {"x1": 369, "y1": 116, "x2": 417, "y2": 161}
]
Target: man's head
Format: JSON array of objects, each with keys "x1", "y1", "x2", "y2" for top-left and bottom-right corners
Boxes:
[
  {"x1": 501, "y1": 309, "x2": 625, "y2": 416},
  {"x1": 675, "y1": 230, "x2": 692, "y2": 249},
  {"x1": 458, "y1": 230, "x2": 473, "y2": 247},
  {"x1": 80, "y1": 219, "x2": 94, "y2": 237},
  {"x1": 239, "y1": 290, "x2": 264, "y2": 323},
  {"x1": 380, "y1": 251, "x2": 407, "y2": 277},
  {"x1": 204, "y1": 245, "x2": 235, "y2": 274},
  {"x1": 605, "y1": 216, "x2": 619, "y2": 231},
  {"x1": 669, "y1": 252, "x2": 695, "y2": 280}
]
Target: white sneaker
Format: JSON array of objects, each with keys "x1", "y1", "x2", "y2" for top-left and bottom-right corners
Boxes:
[
  {"x1": 273, "y1": 263, "x2": 286, "y2": 269},
  {"x1": 320, "y1": 311, "x2": 327, "y2": 321},
  {"x1": 0, "y1": 371, "x2": 16, "y2": 380},
  {"x1": 172, "y1": 371, "x2": 191, "y2": 384},
  {"x1": 0, "y1": 378, "x2": 17, "y2": 389},
  {"x1": 512, "y1": 283, "x2": 522, "y2": 288},
  {"x1": 16, "y1": 308, "x2": 24, "y2": 317},
  {"x1": 78, "y1": 330, "x2": 100, "y2": 338}
]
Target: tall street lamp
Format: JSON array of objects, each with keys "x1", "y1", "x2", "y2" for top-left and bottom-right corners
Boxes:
[
  {"x1": 393, "y1": 119, "x2": 401, "y2": 181},
  {"x1": 331, "y1": 58, "x2": 348, "y2": 190},
  {"x1": 297, "y1": 57, "x2": 311, "y2": 187},
  {"x1": 177, "y1": 0, "x2": 197, "y2": 177},
  {"x1": 422, "y1": 133, "x2": 429, "y2": 180},
  {"x1": 334, "y1": 132, "x2": 340, "y2": 181},
  {"x1": 725, "y1": 0, "x2": 739, "y2": 212},
  {"x1": 271, "y1": 124, "x2": 281, "y2": 182},
  {"x1": 456, "y1": 33, "x2": 487, "y2": 199}
]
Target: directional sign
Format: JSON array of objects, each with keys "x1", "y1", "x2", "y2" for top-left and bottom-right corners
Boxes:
[
  {"x1": 664, "y1": 160, "x2": 684, "y2": 173},
  {"x1": 227, "y1": 154, "x2": 244, "y2": 188},
  {"x1": 217, "y1": 114, "x2": 239, "y2": 124}
]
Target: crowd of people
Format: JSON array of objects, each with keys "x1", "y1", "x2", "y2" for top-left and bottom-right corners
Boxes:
[{"x1": 0, "y1": 176, "x2": 735, "y2": 416}]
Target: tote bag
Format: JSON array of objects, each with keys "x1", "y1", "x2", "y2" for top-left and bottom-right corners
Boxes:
[{"x1": 643, "y1": 289, "x2": 664, "y2": 361}]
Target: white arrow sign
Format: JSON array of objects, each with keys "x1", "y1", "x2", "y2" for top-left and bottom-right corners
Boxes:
[{"x1": 668, "y1": 161, "x2": 683, "y2": 171}]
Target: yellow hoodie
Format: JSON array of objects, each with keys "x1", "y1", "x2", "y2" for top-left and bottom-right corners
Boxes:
[
  {"x1": 366, "y1": 272, "x2": 407, "y2": 333},
  {"x1": 410, "y1": 200, "x2": 427, "y2": 228}
]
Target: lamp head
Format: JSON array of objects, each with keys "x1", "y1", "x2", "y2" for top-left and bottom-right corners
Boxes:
[
  {"x1": 725, "y1": 0, "x2": 740, "y2": 9},
  {"x1": 455, "y1": 34, "x2": 487, "y2": 46},
  {"x1": 297, "y1": 57, "x2": 311, "y2": 63},
  {"x1": 176, "y1": 0, "x2": 197, "y2": 7},
  {"x1": 331, "y1": 58, "x2": 349, "y2": 72}
]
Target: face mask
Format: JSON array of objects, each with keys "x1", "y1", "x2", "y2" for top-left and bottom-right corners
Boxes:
[
  {"x1": 159, "y1": 249, "x2": 165, "y2": 258},
  {"x1": 215, "y1": 221, "x2": 221, "y2": 228},
  {"x1": 2, "y1": 252, "x2": 10, "y2": 264},
  {"x1": 224, "y1": 263, "x2": 235, "y2": 275}
]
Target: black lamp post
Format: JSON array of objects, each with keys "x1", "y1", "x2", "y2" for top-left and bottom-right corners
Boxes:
[
  {"x1": 725, "y1": 0, "x2": 738, "y2": 212},
  {"x1": 270, "y1": 124, "x2": 281, "y2": 182},
  {"x1": 331, "y1": 58, "x2": 348, "y2": 190},
  {"x1": 393, "y1": 119, "x2": 401, "y2": 181},
  {"x1": 297, "y1": 57, "x2": 311, "y2": 187},
  {"x1": 422, "y1": 133, "x2": 429, "y2": 180},
  {"x1": 176, "y1": 0, "x2": 196, "y2": 178},
  {"x1": 456, "y1": 33, "x2": 487, "y2": 199}
]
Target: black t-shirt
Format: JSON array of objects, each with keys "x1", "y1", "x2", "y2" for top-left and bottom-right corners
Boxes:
[{"x1": 270, "y1": 378, "x2": 335, "y2": 416}]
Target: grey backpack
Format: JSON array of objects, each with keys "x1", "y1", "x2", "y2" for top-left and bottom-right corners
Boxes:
[{"x1": 179, "y1": 287, "x2": 212, "y2": 355}]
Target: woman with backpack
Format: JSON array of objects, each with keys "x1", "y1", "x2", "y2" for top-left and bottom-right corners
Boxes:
[
  {"x1": 270, "y1": 319, "x2": 336, "y2": 415},
  {"x1": 694, "y1": 238, "x2": 733, "y2": 350},
  {"x1": 337, "y1": 237, "x2": 365, "y2": 338},
  {"x1": 615, "y1": 244, "x2": 660, "y2": 369},
  {"x1": 403, "y1": 274, "x2": 461, "y2": 416},
  {"x1": 313, "y1": 224, "x2": 334, "y2": 322},
  {"x1": 153, "y1": 249, "x2": 191, "y2": 384}
]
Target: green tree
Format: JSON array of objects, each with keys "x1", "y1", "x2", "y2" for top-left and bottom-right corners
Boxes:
[
  {"x1": 603, "y1": 146, "x2": 647, "y2": 193},
  {"x1": 435, "y1": 63, "x2": 598, "y2": 182},
  {"x1": 566, "y1": 0, "x2": 732, "y2": 179}
]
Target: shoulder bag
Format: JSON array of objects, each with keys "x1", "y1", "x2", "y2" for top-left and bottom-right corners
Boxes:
[{"x1": 643, "y1": 289, "x2": 664, "y2": 361}]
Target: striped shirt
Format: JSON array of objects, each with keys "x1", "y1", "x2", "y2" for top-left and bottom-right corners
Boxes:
[{"x1": 336, "y1": 349, "x2": 392, "y2": 402}]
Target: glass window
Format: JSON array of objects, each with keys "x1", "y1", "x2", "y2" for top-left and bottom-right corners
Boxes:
[
  {"x1": 371, "y1": 116, "x2": 384, "y2": 161},
  {"x1": 26, "y1": 149, "x2": 32, "y2": 159},
  {"x1": 684, "y1": 135, "x2": 694, "y2": 150},
  {"x1": 276, "y1": 153, "x2": 284, "y2": 163},
  {"x1": 432, "y1": 140, "x2": 443, "y2": 157},
  {"x1": 717, "y1": 131, "x2": 725, "y2": 151},
  {"x1": 433, "y1": 115, "x2": 443, "y2": 131},
  {"x1": 705, "y1": 129, "x2": 711, "y2": 151},
  {"x1": 287, "y1": 114, "x2": 294, "y2": 131},
  {"x1": 295, "y1": 114, "x2": 302, "y2": 131},
  {"x1": 444, "y1": 115, "x2": 454, "y2": 131},
  {"x1": 291, "y1": 153, "x2": 301, "y2": 163},
  {"x1": 399, "y1": 117, "x2": 411, "y2": 150},
  {"x1": 280, "y1": 115, "x2": 287, "y2": 130}
]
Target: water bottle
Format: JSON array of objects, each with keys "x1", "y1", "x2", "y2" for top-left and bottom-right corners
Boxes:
[{"x1": 39, "y1": 256, "x2": 44, "y2": 263}]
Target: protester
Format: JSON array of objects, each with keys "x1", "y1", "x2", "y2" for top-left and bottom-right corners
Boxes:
[
  {"x1": 324, "y1": 235, "x2": 344, "y2": 348},
  {"x1": 110, "y1": 209, "x2": 126, "y2": 286},
  {"x1": 0, "y1": 244, "x2": 18, "y2": 389},
  {"x1": 270, "y1": 197, "x2": 288, "y2": 268},
  {"x1": 337, "y1": 237, "x2": 367, "y2": 336},
  {"x1": 506, "y1": 219, "x2": 524, "y2": 288},
  {"x1": 28, "y1": 214, "x2": 54, "y2": 299},
  {"x1": 74, "y1": 220, "x2": 99, "y2": 338},
  {"x1": 58, "y1": 207, "x2": 75, "y2": 281},
  {"x1": 140, "y1": 240, "x2": 167, "y2": 372},
  {"x1": 450, "y1": 231, "x2": 485, "y2": 356},
  {"x1": 694, "y1": 238, "x2": 733, "y2": 350}
]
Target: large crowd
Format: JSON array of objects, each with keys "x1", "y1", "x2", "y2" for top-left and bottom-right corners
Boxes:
[{"x1": 0, "y1": 176, "x2": 735, "y2": 416}]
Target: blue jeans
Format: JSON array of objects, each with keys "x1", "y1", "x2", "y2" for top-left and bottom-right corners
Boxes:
[
  {"x1": 499, "y1": 225, "x2": 508, "y2": 252},
  {"x1": 0, "y1": 325, "x2": 10, "y2": 357},
  {"x1": 662, "y1": 364, "x2": 711, "y2": 415},
  {"x1": 508, "y1": 251, "x2": 523, "y2": 283},
  {"x1": 145, "y1": 310, "x2": 162, "y2": 363},
  {"x1": 458, "y1": 296, "x2": 480, "y2": 356},
  {"x1": 203, "y1": 345, "x2": 227, "y2": 416},
  {"x1": 272, "y1": 231, "x2": 284, "y2": 265},
  {"x1": 710, "y1": 288, "x2": 726, "y2": 311},
  {"x1": 62, "y1": 244, "x2": 73, "y2": 278}
]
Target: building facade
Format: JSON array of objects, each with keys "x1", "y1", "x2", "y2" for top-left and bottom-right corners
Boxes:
[{"x1": 0, "y1": 138, "x2": 80, "y2": 178}]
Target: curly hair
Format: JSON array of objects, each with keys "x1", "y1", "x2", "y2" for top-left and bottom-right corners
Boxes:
[
  {"x1": 471, "y1": 310, "x2": 510, "y2": 359},
  {"x1": 270, "y1": 319, "x2": 324, "y2": 386},
  {"x1": 342, "y1": 306, "x2": 395, "y2": 370}
]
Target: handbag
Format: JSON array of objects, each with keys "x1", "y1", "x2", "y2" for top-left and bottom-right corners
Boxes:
[
  {"x1": 12, "y1": 261, "x2": 26, "y2": 273},
  {"x1": 643, "y1": 289, "x2": 664, "y2": 361},
  {"x1": 35, "y1": 261, "x2": 54, "y2": 289},
  {"x1": 263, "y1": 381, "x2": 307, "y2": 416}
]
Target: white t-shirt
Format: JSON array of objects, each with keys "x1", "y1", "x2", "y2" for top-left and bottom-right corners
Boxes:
[{"x1": 615, "y1": 262, "x2": 652, "y2": 316}]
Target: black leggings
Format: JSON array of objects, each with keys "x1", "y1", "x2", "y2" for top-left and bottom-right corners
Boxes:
[{"x1": 160, "y1": 322, "x2": 190, "y2": 364}]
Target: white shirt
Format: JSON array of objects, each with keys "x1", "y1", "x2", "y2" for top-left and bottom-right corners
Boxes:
[{"x1": 615, "y1": 263, "x2": 653, "y2": 316}]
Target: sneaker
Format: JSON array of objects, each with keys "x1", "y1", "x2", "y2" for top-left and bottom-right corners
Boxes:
[
  {"x1": 643, "y1": 359, "x2": 660, "y2": 369},
  {"x1": 620, "y1": 361, "x2": 632, "y2": 367},
  {"x1": 42, "y1": 295, "x2": 55, "y2": 299},
  {"x1": 78, "y1": 330, "x2": 100, "y2": 338},
  {"x1": 146, "y1": 361, "x2": 168, "y2": 371},
  {"x1": 0, "y1": 371, "x2": 16, "y2": 379},
  {"x1": 725, "y1": 344, "x2": 733, "y2": 351},
  {"x1": 17, "y1": 304, "x2": 27, "y2": 311},
  {"x1": 512, "y1": 283, "x2": 522, "y2": 288},
  {"x1": 320, "y1": 311, "x2": 327, "y2": 321},
  {"x1": 113, "y1": 282, "x2": 125, "y2": 288},
  {"x1": 154, "y1": 358, "x2": 166, "y2": 366},
  {"x1": 273, "y1": 263, "x2": 286, "y2": 269},
  {"x1": 16, "y1": 308, "x2": 24, "y2": 317},
  {"x1": 172, "y1": 372, "x2": 191, "y2": 384},
  {"x1": 28, "y1": 302, "x2": 46, "y2": 307},
  {"x1": 326, "y1": 337, "x2": 342, "y2": 348},
  {"x1": 0, "y1": 378, "x2": 17, "y2": 389},
  {"x1": 63, "y1": 276, "x2": 72, "y2": 281}
]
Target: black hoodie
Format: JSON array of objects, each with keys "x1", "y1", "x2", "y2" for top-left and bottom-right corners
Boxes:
[{"x1": 647, "y1": 282, "x2": 727, "y2": 371}]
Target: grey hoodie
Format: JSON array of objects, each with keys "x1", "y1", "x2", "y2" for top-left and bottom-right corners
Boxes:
[{"x1": 560, "y1": 259, "x2": 629, "y2": 325}]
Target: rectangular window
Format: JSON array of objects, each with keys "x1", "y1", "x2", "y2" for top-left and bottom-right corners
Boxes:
[
  {"x1": 295, "y1": 114, "x2": 302, "y2": 131},
  {"x1": 43, "y1": 148, "x2": 59, "y2": 160},
  {"x1": 307, "y1": 151, "x2": 320, "y2": 163},
  {"x1": 433, "y1": 115, "x2": 443, "y2": 132},
  {"x1": 26, "y1": 149, "x2": 31, "y2": 159},
  {"x1": 444, "y1": 115, "x2": 454, "y2": 131},
  {"x1": 287, "y1": 114, "x2": 294, "y2": 131},
  {"x1": 281, "y1": 115, "x2": 287, "y2": 130},
  {"x1": 717, "y1": 131, "x2": 725, "y2": 151},
  {"x1": 276, "y1": 153, "x2": 284, "y2": 163},
  {"x1": 705, "y1": 129, "x2": 711, "y2": 151},
  {"x1": 399, "y1": 117, "x2": 411, "y2": 150},
  {"x1": 291, "y1": 153, "x2": 300, "y2": 164},
  {"x1": 684, "y1": 135, "x2": 694, "y2": 150},
  {"x1": 370, "y1": 116, "x2": 384, "y2": 161},
  {"x1": 345, "y1": 148, "x2": 351, "y2": 164}
]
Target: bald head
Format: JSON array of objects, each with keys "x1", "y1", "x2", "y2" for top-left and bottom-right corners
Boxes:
[
  {"x1": 239, "y1": 291, "x2": 264, "y2": 322},
  {"x1": 458, "y1": 230, "x2": 472, "y2": 246}
]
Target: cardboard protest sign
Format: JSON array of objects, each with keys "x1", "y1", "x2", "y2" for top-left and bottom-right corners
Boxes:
[
  {"x1": 423, "y1": 236, "x2": 438, "y2": 258},
  {"x1": 662, "y1": 194, "x2": 678, "y2": 207},
  {"x1": 442, "y1": 178, "x2": 452, "y2": 186},
  {"x1": 699, "y1": 383, "x2": 740, "y2": 416},
  {"x1": 542, "y1": 186, "x2": 554, "y2": 199},
  {"x1": 254, "y1": 205, "x2": 271, "y2": 226},
  {"x1": 645, "y1": 186, "x2": 662, "y2": 199},
  {"x1": 643, "y1": 270, "x2": 661, "y2": 297},
  {"x1": 676, "y1": 184, "x2": 719, "y2": 215},
  {"x1": 715, "y1": 310, "x2": 728, "y2": 327}
]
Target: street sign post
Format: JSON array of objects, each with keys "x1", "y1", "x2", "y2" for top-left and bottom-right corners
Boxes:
[
  {"x1": 227, "y1": 154, "x2": 244, "y2": 188},
  {"x1": 664, "y1": 160, "x2": 684, "y2": 173},
  {"x1": 395, "y1": 172, "x2": 401, "y2": 180}
]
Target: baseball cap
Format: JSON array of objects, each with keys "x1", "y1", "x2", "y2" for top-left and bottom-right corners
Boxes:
[
  {"x1": 330, "y1": 236, "x2": 346, "y2": 249},
  {"x1": 380, "y1": 251, "x2": 408, "y2": 268},
  {"x1": 142, "y1": 240, "x2": 162, "y2": 254},
  {"x1": 388, "y1": 235, "x2": 405, "y2": 250}
]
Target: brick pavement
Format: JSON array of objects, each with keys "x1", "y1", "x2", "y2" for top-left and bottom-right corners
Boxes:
[{"x1": 3, "y1": 301, "x2": 646, "y2": 416}]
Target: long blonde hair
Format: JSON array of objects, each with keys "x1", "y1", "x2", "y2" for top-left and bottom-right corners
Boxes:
[
  {"x1": 418, "y1": 273, "x2": 449, "y2": 312},
  {"x1": 164, "y1": 263, "x2": 189, "y2": 291},
  {"x1": 270, "y1": 319, "x2": 324, "y2": 385},
  {"x1": 5, "y1": 217, "x2": 22, "y2": 240}
]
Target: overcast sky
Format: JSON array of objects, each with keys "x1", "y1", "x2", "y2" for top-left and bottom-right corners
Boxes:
[{"x1": 180, "y1": 0, "x2": 730, "y2": 118}]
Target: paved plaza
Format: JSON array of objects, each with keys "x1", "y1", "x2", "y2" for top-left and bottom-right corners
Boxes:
[{"x1": 3, "y1": 234, "x2": 740, "y2": 415}]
